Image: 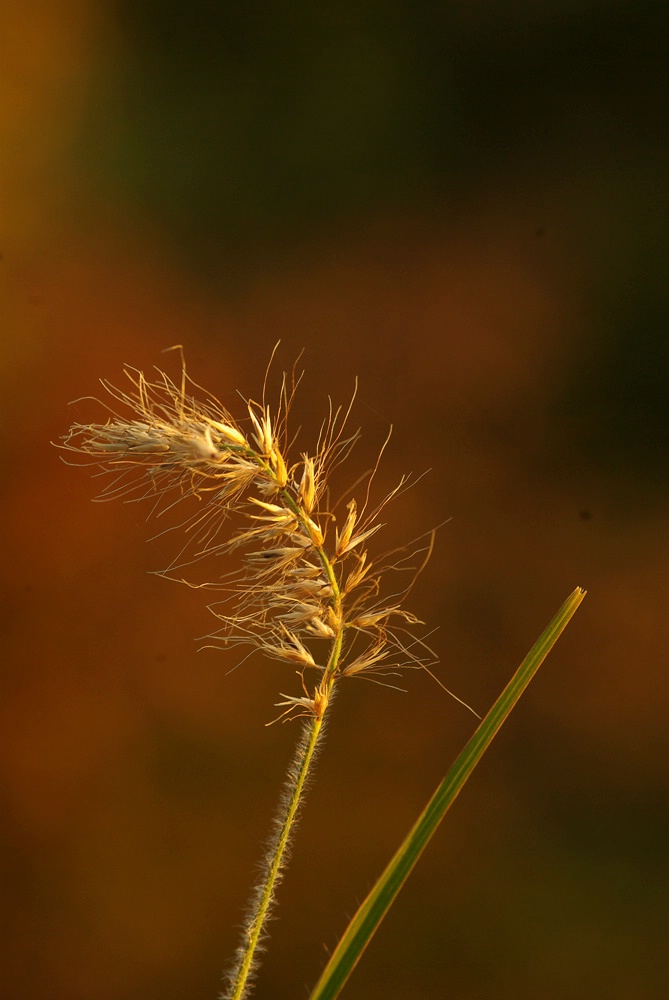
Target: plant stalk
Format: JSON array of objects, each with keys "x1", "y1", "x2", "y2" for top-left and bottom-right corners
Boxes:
[{"x1": 226, "y1": 704, "x2": 329, "y2": 1000}]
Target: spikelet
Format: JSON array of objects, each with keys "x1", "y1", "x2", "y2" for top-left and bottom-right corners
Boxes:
[{"x1": 59, "y1": 355, "x2": 435, "y2": 719}]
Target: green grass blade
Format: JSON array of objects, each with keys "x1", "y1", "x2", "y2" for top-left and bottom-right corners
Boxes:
[{"x1": 308, "y1": 587, "x2": 586, "y2": 1000}]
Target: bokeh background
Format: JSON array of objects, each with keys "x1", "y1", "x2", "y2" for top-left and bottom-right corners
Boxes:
[{"x1": 2, "y1": 2, "x2": 668, "y2": 998}]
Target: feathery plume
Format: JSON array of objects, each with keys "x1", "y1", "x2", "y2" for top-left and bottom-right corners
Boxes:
[{"x1": 59, "y1": 354, "x2": 433, "y2": 719}]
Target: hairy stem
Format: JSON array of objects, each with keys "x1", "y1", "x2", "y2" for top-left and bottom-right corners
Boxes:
[{"x1": 225, "y1": 702, "x2": 331, "y2": 1000}]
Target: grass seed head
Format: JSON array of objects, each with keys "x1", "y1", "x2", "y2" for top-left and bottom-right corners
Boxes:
[{"x1": 60, "y1": 356, "x2": 436, "y2": 718}]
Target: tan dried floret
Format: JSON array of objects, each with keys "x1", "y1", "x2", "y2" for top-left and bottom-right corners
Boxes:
[{"x1": 298, "y1": 455, "x2": 317, "y2": 513}]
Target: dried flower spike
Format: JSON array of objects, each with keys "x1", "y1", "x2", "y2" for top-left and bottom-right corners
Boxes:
[{"x1": 60, "y1": 355, "x2": 434, "y2": 720}]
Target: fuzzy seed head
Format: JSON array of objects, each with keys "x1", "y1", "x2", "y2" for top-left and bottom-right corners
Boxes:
[{"x1": 59, "y1": 357, "x2": 436, "y2": 718}]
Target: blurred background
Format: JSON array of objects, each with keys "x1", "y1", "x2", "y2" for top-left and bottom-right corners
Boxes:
[{"x1": 2, "y1": 2, "x2": 668, "y2": 998}]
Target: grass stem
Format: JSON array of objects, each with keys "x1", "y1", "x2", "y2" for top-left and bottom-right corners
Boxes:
[{"x1": 225, "y1": 705, "x2": 329, "y2": 999}]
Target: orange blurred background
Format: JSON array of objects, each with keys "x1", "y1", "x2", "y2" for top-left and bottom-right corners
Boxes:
[{"x1": 2, "y1": 3, "x2": 668, "y2": 999}]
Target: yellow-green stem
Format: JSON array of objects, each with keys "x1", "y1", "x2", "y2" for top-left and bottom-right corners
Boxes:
[{"x1": 226, "y1": 702, "x2": 331, "y2": 1000}]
